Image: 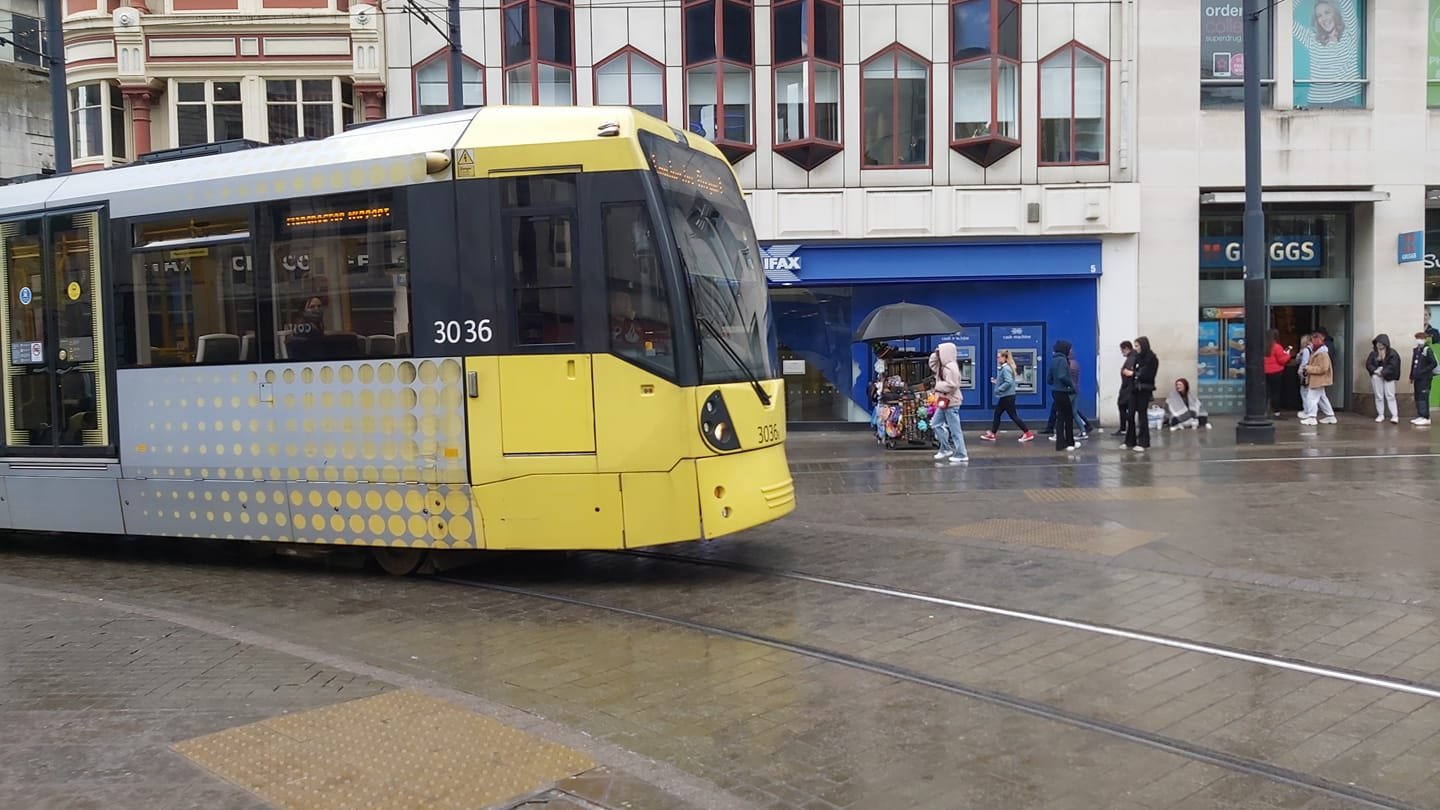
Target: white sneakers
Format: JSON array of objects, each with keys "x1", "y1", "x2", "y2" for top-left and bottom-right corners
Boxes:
[
  {"x1": 1320, "y1": 416, "x2": 1338, "y2": 425},
  {"x1": 1375, "y1": 415, "x2": 1386, "y2": 423},
  {"x1": 1414, "y1": 417, "x2": 1433, "y2": 426},
  {"x1": 933, "y1": 450, "x2": 950, "y2": 460},
  {"x1": 1299, "y1": 418, "x2": 1318, "y2": 426}
]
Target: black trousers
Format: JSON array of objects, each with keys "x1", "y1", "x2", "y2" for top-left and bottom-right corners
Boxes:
[
  {"x1": 1117, "y1": 390, "x2": 1133, "y2": 435},
  {"x1": 1052, "y1": 392, "x2": 1075, "y2": 450},
  {"x1": 1124, "y1": 388, "x2": 1152, "y2": 448},
  {"x1": 990, "y1": 395, "x2": 1028, "y2": 433},
  {"x1": 1266, "y1": 372, "x2": 1284, "y2": 413},
  {"x1": 1417, "y1": 378, "x2": 1433, "y2": 418}
]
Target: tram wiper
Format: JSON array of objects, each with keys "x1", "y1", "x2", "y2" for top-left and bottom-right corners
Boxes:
[{"x1": 698, "y1": 316, "x2": 771, "y2": 407}]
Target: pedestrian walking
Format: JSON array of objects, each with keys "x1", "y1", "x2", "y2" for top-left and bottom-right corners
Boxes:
[
  {"x1": 1300, "y1": 334, "x2": 1337, "y2": 426},
  {"x1": 981, "y1": 350, "x2": 1035, "y2": 443},
  {"x1": 1048, "y1": 340, "x2": 1078, "y2": 452},
  {"x1": 1410, "y1": 331, "x2": 1437, "y2": 427},
  {"x1": 929, "y1": 342, "x2": 968, "y2": 463},
  {"x1": 1364, "y1": 334, "x2": 1401, "y2": 424},
  {"x1": 1122, "y1": 336, "x2": 1158, "y2": 451},
  {"x1": 1068, "y1": 348, "x2": 1093, "y2": 438},
  {"x1": 1114, "y1": 340, "x2": 1135, "y2": 437},
  {"x1": 1263, "y1": 329, "x2": 1292, "y2": 417},
  {"x1": 1293, "y1": 332, "x2": 1314, "y2": 417}
]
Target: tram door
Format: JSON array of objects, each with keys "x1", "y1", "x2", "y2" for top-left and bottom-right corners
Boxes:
[{"x1": 0, "y1": 212, "x2": 111, "y2": 454}]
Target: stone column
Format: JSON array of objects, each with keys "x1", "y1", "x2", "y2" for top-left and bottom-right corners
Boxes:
[
  {"x1": 356, "y1": 85, "x2": 386, "y2": 122},
  {"x1": 121, "y1": 85, "x2": 154, "y2": 156}
]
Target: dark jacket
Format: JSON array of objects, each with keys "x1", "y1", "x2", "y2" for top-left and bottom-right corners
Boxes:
[
  {"x1": 1132, "y1": 348, "x2": 1159, "y2": 393},
  {"x1": 1048, "y1": 341, "x2": 1076, "y2": 395},
  {"x1": 1413, "y1": 343, "x2": 1438, "y2": 382},
  {"x1": 1119, "y1": 351, "x2": 1136, "y2": 397},
  {"x1": 1365, "y1": 335, "x2": 1402, "y2": 382}
]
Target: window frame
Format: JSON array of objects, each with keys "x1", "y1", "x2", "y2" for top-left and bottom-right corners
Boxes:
[
  {"x1": 172, "y1": 79, "x2": 244, "y2": 148},
  {"x1": 500, "y1": 175, "x2": 582, "y2": 349},
  {"x1": 592, "y1": 46, "x2": 667, "y2": 119},
  {"x1": 70, "y1": 83, "x2": 106, "y2": 160},
  {"x1": 683, "y1": 0, "x2": 757, "y2": 162},
  {"x1": 948, "y1": 0, "x2": 1020, "y2": 159},
  {"x1": 412, "y1": 49, "x2": 486, "y2": 115},
  {"x1": 771, "y1": 0, "x2": 843, "y2": 156},
  {"x1": 859, "y1": 45, "x2": 931, "y2": 170},
  {"x1": 502, "y1": 0, "x2": 577, "y2": 106},
  {"x1": 264, "y1": 78, "x2": 353, "y2": 144},
  {"x1": 1037, "y1": 41, "x2": 1110, "y2": 167}
]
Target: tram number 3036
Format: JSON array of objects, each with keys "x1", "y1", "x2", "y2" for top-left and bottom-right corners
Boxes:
[{"x1": 433, "y1": 319, "x2": 493, "y2": 345}]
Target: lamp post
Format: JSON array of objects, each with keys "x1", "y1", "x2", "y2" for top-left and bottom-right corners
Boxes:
[
  {"x1": 1235, "y1": 0, "x2": 1274, "y2": 444},
  {"x1": 46, "y1": 0, "x2": 71, "y2": 174},
  {"x1": 447, "y1": 0, "x2": 462, "y2": 111}
]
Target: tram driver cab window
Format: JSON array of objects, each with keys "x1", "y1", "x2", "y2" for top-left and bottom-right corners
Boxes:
[
  {"x1": 603, "y1": 202, "x2": 674, "y2": 375},
  {"x1": 504, "y1": 175, "x2": 578, "y2": 346},
  {"x1": 270, "y1": 192, "x2": 412, "y2": 361}
]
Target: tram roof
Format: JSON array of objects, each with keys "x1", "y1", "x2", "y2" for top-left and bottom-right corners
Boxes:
[{"x1": 0, "y1": 106, "x2": 724, "y2": 221}]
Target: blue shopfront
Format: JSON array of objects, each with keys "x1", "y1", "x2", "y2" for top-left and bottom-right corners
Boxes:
[{"x1": 765, "y1": 239, "x2": 1102, "y2": 426}]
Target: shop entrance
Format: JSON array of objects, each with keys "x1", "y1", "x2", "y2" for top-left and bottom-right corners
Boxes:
[{"x1": 1198, "y1": 304, "x2": 1349, "y2": 415}]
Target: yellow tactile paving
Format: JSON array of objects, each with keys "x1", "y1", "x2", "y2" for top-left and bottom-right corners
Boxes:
[
  {"x1": 1024, "y1": 486, "x2": 1195, "y2": 503},
  {"x1": 945, "y1": 518, "x2": 1161, "y2": 557},
  {"x1": 174, "y1": 690, "x2": 595, "y2": 810}
]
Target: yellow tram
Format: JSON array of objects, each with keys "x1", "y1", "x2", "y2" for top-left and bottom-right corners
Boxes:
[{"x1": 0, "y1": 107, "x2": 794, "y2": 574}]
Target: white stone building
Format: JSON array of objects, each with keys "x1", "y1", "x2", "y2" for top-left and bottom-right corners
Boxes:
[{"x1": 0, "y1": 0, "x2": 53, "y2": 180}]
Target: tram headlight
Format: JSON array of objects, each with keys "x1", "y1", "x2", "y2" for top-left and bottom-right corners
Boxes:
[{"x1": 700, "y1": 391, "x2": 741, "y2": 452}]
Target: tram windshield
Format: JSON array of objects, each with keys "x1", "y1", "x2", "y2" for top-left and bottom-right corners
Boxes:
[{"x1": 643, "y1": 133, "x2": 777, "y2": 385}]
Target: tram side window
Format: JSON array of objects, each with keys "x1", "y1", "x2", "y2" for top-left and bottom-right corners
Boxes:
[
  {"x1": 603, "y1": 203, "x2": 674, "y2": 375},
  {"x1": 270, "y1": 192, "x2": 412, "y2": 361},
  {"x1": 119, "y1": 214, "x2": 257, "y2": 367},
  {"x1": 504, "y1": 175, "x2": 579, "y2": 346}
]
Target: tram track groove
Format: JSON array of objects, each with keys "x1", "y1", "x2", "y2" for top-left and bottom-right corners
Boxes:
[
  {"x1": 605, "y1": 549, "x2": 1440, "y2": 701},
  {"x1": 436, "y1": 574, "x2": 1420, "y2": 810}
]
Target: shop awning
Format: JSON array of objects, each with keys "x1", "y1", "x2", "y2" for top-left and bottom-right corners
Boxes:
[{"x1": 1200, "y1": 190, "x2": 1391, "y2": 205}]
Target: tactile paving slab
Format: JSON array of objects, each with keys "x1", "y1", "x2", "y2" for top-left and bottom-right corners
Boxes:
[
  {"x1": 945, "y1": 518, "x2": 1161, "y2": 556},
  {"x1": 1024, "y1": 486, "x2": 1195, "y2": 503},
  {"x1": 174, "y1": 689, "x2": 595, "y2": 810}
]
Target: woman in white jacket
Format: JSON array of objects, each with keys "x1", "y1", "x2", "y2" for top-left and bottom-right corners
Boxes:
[
  {"x1": 1164, "y1": 378, "x2": 1204, "y2": 430},
  {"x1": 929, "y1": 342, "x2": 968, "y2": 463}
]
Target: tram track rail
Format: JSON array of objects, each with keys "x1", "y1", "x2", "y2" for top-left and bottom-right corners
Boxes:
[{"x1": 436, "y1": 572, "x2": 1422, "y2": 810}]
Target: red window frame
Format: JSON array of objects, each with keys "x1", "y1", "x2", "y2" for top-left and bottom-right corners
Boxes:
[
  {"x1": 411, "y1": 48, "x2": 486, "y2": 115},
  {"x1": 772, "y1": 0, "x2": 843, "y2": 155},
  {"x1": 592, "y1": 47, "x2": 667, "y2": 119},
  {"x1": 1037, "y1": 41, "x2": 1110, "y2": 167},
  {"x1": 682, "y1": 0, "x2": 756, "y2": 162},
  {"x1": 948, "y1": 0, "x2": 1019, "y2": 150},
  {"x1": 859, "y1": 45, "x2": 930, "y2": 170},
  {"x1": 502, "y1": 0, "x2": 576, "y2": 105}
]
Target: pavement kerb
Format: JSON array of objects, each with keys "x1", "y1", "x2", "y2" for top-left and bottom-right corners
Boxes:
[{"x1": 0, "y1": 577, "x2": 758, "y2": 810}]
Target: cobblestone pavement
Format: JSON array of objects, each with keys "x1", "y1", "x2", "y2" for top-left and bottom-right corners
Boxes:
[{"x1": 2, "y1": 417, "x2": 1439, "y2": 808}]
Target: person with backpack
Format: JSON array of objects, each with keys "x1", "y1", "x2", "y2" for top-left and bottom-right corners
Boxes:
[
  {"x1": 1047, "y1": 340, "x2": 1078, "y2": 452},
  {"x1": 1122, "y1": 336, "x2": 1158, "y2": 451},
  {"x1": 981, "y1": 349, "x2": 1036, "y2": 443},
  {"x1": 1410, "y1": 331, "x2": 1437, "y2": 427},
  {"x1": 1364, "y1": 334, "x2": 1401, "y2": 424}
]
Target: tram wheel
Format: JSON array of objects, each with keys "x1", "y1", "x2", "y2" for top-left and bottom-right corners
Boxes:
[{"x1": 372, "y1": 547, "x2": 429, "y2": 576}]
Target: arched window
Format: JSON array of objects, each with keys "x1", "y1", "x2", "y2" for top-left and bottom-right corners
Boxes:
[
  {"x1": 683, "y1": 0, "x2": 755, "y2": 162},
  {"x1": 772, "y1": 0, "x2": 842, "y2": 170},
  {"x1": 860, "y1": 47, "x2": 929, "y2": 169},
  {"x1": 594, "y1": 48, "x2": 665, "y2": 119},
  {"x1": 950, "y1": 0, "x2": 1019, "y2": 167},
  {"x1": 414, "y1": 53, "x2": 485, "y2": 115},
  {"x1": 1039, "y1": 42, "x2": 1108, "y2": 165},
  {"x1": 503, "y1": 0, "x2": 575, "y2": 105}
]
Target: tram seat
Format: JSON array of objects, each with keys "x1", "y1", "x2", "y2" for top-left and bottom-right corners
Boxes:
[
  {"x1": 366, "y1": 335, "x2": 396, "y2": 357},
  {"x1": 240, "y1": 333, "x2": 257, "y2": 362},
  {"x1": 275, "y1": 330, "x2": 292, "y2": 360},
  {"x1": 196, "y1": 333, "x2": 241, "y2": 364},
  {"x1": 327, "y1": 332, "x2": 365, "y2": 359}
]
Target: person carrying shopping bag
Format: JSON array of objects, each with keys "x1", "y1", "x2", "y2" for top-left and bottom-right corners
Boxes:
[{"x1": 929, "y1": 342, "x2": 968, "y2": 463}]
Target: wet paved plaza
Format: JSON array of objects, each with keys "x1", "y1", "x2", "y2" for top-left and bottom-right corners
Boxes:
[{"x1": 3, "y1": 418, "x2": 1440, "y2": 809}]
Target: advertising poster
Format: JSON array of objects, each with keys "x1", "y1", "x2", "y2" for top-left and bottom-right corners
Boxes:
[
  {"x1": 1431, "y1": 0, "x2": 1440, "y2": 107},
  {"x1": 1293, "y1": 0, "x2": 1365, "y2": 108},
  {"x1": 1202, "y1": 1, "x2": 1270, "y2": 83},
  {"x1": 1226, "y1": 322, "x2": 1247, "y2": 380},
  {"x1": 1197, "y1": 321, "x2": 1221, "y2": 381}
]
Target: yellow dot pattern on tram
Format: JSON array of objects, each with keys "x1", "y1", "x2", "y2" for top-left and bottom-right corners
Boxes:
[{"x1": 114, "y1": 359, "x2": 477, "y2": 550}]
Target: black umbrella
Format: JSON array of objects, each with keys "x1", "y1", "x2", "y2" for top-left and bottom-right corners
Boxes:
[{"x1": 853, "y1": 303, "x2": 962, "y2": 342}]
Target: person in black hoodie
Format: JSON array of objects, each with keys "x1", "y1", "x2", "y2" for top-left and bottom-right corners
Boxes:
[
  {"x1": 1123, "y1": 336, "x2": 1158, "y2": 451},
  {"x1": 1411, "y1": 332, "x2": 1437, "y2": 427},
  {"x1": 1114, "y1": 340, "x2": 1136, "y2": 437},
  {"x1": 1047, "y1": 340, "x2": 1078, "y2": 452},
  {"x1": 1365, "y1": 334, "x2": 1401, "y2": 424}
]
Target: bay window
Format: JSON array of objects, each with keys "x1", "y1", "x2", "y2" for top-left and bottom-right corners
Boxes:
[
  {"x1": 503, "y1": 0, "x2": 575, "y2": 105},
  {"x1": 415, "y1": 56, "x2": 485, "y2": 114},
  {"x1": 950, "y1": 0, "x2": 1019, "y2": 166},
  {"x1": 684, "y1": 0, "x2": 755, "y2": 162},
  {"x1": 772, "y1": 0, "x2": 842, "y2": 170},
  {"x1": 861, "y1": 47, "x2": 928, "y2": 168},
  {"x1": 1039, "y1": 43, "x2": 1108, "y2": 166},
  {"x1": 594, "y1": 49, "x2": 665, "y2": 119}
]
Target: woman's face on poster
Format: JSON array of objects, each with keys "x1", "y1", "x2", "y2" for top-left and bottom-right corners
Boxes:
[{"x1": 1314, "y1": 2, "x2": 1338, "y2": 36}]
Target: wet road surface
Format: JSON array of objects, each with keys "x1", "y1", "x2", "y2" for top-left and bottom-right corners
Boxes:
[{"x1": 3, "y1": 418, "x2": 1440, "y2": 809}]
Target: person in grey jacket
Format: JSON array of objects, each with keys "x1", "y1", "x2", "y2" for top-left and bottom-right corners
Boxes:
[
  {"x1": 981, "y1": 349, "x2": 1035, "y2": 442},
  {"x1": 1047, "y1": 340, "x2": 1078, "y2": 452}
]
